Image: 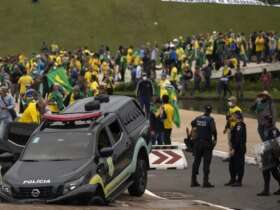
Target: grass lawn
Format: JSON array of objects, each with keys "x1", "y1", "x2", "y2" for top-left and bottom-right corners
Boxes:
[{"x1": 0, "y1": 0, "x2": 280, "y2": 55}]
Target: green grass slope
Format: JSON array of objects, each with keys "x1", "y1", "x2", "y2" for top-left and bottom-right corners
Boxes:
[{"x1": 0, "y1": 0, "x2": 280, "y2": 55}]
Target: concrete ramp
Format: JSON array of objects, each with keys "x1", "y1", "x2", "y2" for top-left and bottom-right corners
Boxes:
[{"x1": 149, "y1": 145, "x2": 188, "y2": 170}]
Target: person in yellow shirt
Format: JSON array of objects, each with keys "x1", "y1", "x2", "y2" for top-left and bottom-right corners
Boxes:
[
  {"x1": 18, "y1": 72, "x2": 33, "y2": 96},
  {"x1": 89, "y1": 75, "x2": 99, "y2": 96},
  {"x1": 255, "y1": 33, "x2": 265, "y2": 64},
  {"x1": 230, "y1": 57, "x2": 238, "y2": 69},
  {"x1": 160, "y1": 94, "x2": 174, "y2": 145},
  {"x1": 101, "y1": 61, "x2": 110, "y2": 76},
  {"x1": 64, "y1": 85, "x2": 84, "y2": 106},
  {"x1": 70, "y1": 56, "x2": 82, "y2": 71},
  {"x1": 223, "y1": 96, "x2": 242, "y2": 161},
  {"x1": 18, "y1": 54, "x2": 26, "y2": 65},
  {"x1": 47, "y1": 85, "x2": 65, "y2": 113},
  {"x1": 18, "y1": 98, "x2": 46, "y2": 124},
  {"x1": 127, "y1": 48, "x2": 134, "y2": 65},
  {"x1": 159, "y1": 73, "x2": 171, "y2": 98},
  {"x1": 206, "y1": 36, "x2": 214, "y2": 64},
  {"x1": 170, "y1": 64, "x2": 178, "y2": 90},
  {"x1": 84, "y1": 68, "x2": 97, "y2": 84},
  {"x1": 89, "y1": 55, "x2": 101, "y2": 72}
]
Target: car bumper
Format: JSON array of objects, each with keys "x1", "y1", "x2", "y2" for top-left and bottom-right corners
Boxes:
[{"x1": 0, "y1": 184, "x2": 102, "y2": 204}]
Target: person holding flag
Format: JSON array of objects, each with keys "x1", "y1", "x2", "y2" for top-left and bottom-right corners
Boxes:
[
  {"x1": 165, "y1": 84, "x2": 181, "y2": 128},
  {"x1": 46, "y1": 67, "x2": 72, "y2": 112},
  {"x1": 47, "y1": 67, "x2": 72, "y2": 94},
  {"x1": 157, "y1": 82, "x2": 181, "y2": 145},
  {"x1": 47, "y1": 84, "x2": 65, "y2": 113}
]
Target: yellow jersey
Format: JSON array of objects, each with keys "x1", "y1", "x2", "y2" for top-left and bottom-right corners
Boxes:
[
  {"x1": 18, "y1": 102, "x2": 40, "y2": 124},
  {"x1": 47, "y1": 94, "x2": 59, "y2": 113},
  {"x1": 159, "y1": 79, "x2": 171, "y2": 98},
  {"x1": 255, "y1": 37, "x2": 265, "y2": 52},
  {"x1": 18, "y1": 75, "x2": 33, "y2": 95},
  {"x1": 228, "y1": 106, "x2": 242, "y2": 129},
  {"x1": 90, "y1": 81, "x2": 99, "y2": 96},
  {"x1": 170, "y1": 67, "x2": 178, "y2": 82},
  {"x1": 163, "y1": 104, "x2": 174, "y2": 129},
  {"x1": 84, "y1": 71, "x2": 98, "y2": 84}
]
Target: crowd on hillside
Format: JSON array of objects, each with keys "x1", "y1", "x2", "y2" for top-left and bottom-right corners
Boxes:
[{"x1": 0, "y1": 30, "x2": 279, "y2": 125}]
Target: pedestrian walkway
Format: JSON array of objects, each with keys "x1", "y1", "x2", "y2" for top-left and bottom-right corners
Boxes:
[
  {"x1": 125, "y1": 62, "x2": 280, "y2": 82},
  {"x1": 172, "y1": 109, "x2": 280, "y2": 157},
  {"x1": 211, "y1": 62, "x2": 280, "y2": 79}
]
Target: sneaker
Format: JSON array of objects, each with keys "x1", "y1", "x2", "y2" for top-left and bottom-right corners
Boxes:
[{"x1": 203, "y1": 182, "x2": 215, "y2": 188}]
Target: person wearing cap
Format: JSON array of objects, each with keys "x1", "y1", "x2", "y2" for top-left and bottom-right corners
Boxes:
[
  {"x1": 250, "y1": 91, "x2": 280, "y2": 196},
  {"x1": 136, "y1": 72, "x2": 154, "y2": 118},
  {"x1": 251, "y1": 91, "x2": 276, "y2": 142},
  {"x1": 225, "y1": 111, "x2": 247, "y2": 187},
  {"x1": 190, "y1": 104, "x2": 217, "y2": 188},
  {"x1": 224, "y1": 96, "x2": 242, "y2": 160}
]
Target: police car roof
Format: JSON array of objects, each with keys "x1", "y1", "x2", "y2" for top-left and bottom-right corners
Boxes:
[{"x1": 63, "y1": 96, "x2": 133, "y2": 114}]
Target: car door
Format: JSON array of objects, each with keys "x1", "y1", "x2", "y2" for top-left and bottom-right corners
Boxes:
[
  {"x1": 106, "y1": 116, "x2": 132, "y2": 177},
  {"x1": 96, "y1": 126, "x2": 114, "y2": 185}
]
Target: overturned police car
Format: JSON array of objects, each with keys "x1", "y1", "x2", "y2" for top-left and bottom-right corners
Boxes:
[{"x1": 0, "y1": 96, "x2": 151, "y2": 204}]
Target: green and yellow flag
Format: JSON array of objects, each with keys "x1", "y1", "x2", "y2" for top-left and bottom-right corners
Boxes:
[
  {"x1": 166, "y1": 85, "x2": 181, "y2": 128},
  {"x1": 47, "y1": 67, "x2": 72, "y2": 93}
]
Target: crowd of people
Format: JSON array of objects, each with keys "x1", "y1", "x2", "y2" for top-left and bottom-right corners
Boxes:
[
  {"x1": 0, "y1": 31, "x2": 279, "y2": 204},
  {"x1": 0, "y1": 30, "x2": 278, "y2": 146}
]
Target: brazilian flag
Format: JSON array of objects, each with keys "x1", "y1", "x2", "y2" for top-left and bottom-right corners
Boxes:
[
  {"x1": 47, "y1": 67, "x2": 72, "y2": 93},
  {"x1": 166, "y1": 85, "x2": 181, "y2": 128}
]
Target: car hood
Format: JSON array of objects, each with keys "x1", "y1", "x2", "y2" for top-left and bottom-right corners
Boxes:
[{"x1": 4, "y1": 159, "x2": 95, "y2": 186}]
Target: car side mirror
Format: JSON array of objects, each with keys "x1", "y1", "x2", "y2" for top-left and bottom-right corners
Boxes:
[{"x1": 100, "y1": 147, "x2": 114, "y2": 157}]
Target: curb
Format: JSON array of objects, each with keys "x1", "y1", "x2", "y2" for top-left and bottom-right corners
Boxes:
[
  {"x1": 173, "y1": 143, "x2": 257, "y2": 165},
  {"x1": 193, "y1": 200, "x2": 235, "y2": 210}
]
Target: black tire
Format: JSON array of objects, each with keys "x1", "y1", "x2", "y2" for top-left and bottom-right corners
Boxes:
[{"x1": 128, "y1": 157, "x2": 148, "y2": 196}]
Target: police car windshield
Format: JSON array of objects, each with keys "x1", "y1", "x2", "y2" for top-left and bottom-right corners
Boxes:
[{"x1": 21, "y1": 132, "x2": 93, "y2": 161}]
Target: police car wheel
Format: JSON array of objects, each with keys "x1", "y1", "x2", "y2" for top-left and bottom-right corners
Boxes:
[{"x1": 128, "y1": 158, "x2": 147, "y2": 196}]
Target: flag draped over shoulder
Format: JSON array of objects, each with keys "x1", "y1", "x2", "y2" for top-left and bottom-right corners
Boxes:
[
  {"x1": 166, "y1": 85, "x2": 181, "y2": 128},
  {"x1": 47, "y1": 67, "x2": 72, "y2": 93}
]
